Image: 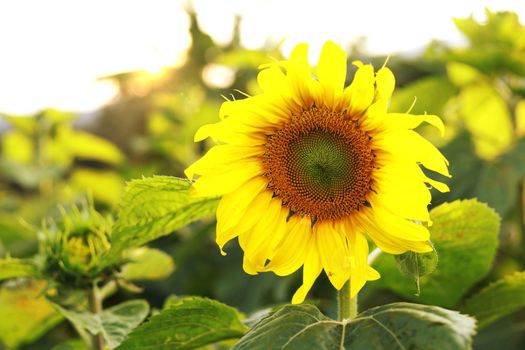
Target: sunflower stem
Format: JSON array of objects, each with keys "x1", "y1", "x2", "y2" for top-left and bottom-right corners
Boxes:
[
  {"x1": 87, "y1": 285, "x2": 104, "y2": 350},
  {"x1": 337, "y1": 280, "x2": 357, "y2": 321}
]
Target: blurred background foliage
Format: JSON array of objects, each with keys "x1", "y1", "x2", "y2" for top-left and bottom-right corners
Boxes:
[{"x1": 0, "y1": 8, "x2": 525, "y2": 350}]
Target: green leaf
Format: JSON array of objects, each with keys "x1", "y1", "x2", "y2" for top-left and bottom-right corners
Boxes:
[
  {"x1": 457, "y1": 83, "x2": 513, "y2": 159},
  {"x1": 116, "y1": 297, "x2": 247, "y2": 350},
  {"x1": 122, "y1": 247, "x2": 175, "y2": 281},
  {"x1": 0, "y1": 258, "x2": 39, "y2": 280},
  {"x1": 389, "y1": 76, "x2": 457, "y2": 116},
  {"x1": 101, "y1": 300, "x2": 150, "y2": 349},
  {"x1": 233, "y1": 303, "x2": 475, "y2": 350},
  {"x1": 109, "y1": 176, "x2": 219, "y2": 257},
  {"x1": 56, "y1": 300, "x2": 150, "y2": 349},
  {"x1": 58, "y1": 128, "x2": 125, "y2": 165},
  {"x1": 69, "y1": 169, "x2": 124, "y2": 207},
  {"x1": 462, "y1": 271, "x2": 525, "y2": 328},
  {"x1": 446, "y1": 62, "x2": 483, "y2": 87},
  {"x1": 54, "y1": 305, "x2": 101, "y2": 336},
  {"x1": 0, "y1": 281, "x2": 63, "y2": 349},
  {"x1": 51, "y1": 339, "x2": 88, "y2": 350},
  {"x1": 374, "y1": 199, "x2": 500, "y2": 307},
  {"x1": 475, "y1": 137, "x2": 525, "y2": 215}
]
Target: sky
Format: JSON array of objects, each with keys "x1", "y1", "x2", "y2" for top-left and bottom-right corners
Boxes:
[{"x1": 0, "y1": 0, "x2": 523, "y2": 115}]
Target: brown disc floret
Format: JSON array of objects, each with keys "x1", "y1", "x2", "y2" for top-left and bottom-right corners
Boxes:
[{"x1": 263, "y1": 106, "x2": 375, "y2": 222}]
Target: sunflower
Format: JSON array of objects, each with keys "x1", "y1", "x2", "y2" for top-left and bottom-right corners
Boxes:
[{"x1": 185, "y1": 41, "x2": 450, "y2": 303}]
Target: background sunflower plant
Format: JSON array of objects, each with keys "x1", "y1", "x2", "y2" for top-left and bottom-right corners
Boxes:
[{"x1": 1, "y1": 8, "x2": 525, "y2": 350}]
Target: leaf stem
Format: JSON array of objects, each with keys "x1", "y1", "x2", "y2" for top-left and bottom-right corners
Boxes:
[
  {"x1": 337, "y1": 280, "x2": 357, "y2": 321},
  {"x1": 88, "y1": 285, "x2": 104, "y2": 350}
]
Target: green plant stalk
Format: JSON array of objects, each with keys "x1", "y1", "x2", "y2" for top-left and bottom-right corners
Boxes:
[
  {"x1": 337, "y1": 280, "x2": 357, "y2": 321},
  {"x1": 88, "y1": 286, "x2": 104, "y2": 350}
]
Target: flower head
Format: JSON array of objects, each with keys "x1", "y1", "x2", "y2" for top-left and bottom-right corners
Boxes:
[{"x1": 186, "y1": 41, "x2": 450, "y2": 303}]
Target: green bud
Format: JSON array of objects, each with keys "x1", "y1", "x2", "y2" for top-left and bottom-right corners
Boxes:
[{"x1": 40, "y1": 197, "x2": 115, "y2": 287}]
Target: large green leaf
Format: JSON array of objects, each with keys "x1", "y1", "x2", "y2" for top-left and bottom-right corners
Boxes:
[
  {"x1": 116, "y1": 297, "x2": 247, "y2": 350},
  {"x1": 56, "y1": 300, "x2": 150, "y2": 349},
  {"x1": 121, "y1": 247, "x2": 175, "y2": 281},
  {"x1": 109, "y1": 176, "x2": 219, "y2": 256},
  {"x1": 0, "y1": 258, "x2": 39, "y2": 280},
  {"x1": 233, "y1": 303, "x2": 475, "y2": 350},
  {"x1": 462, "y1": 271, "x2": 525, "y2": 328},
  {"x1": 374, "y1": 200, "x2": 500, "y2": 307},
  {"x1": 0, "y1": 281, "x2": 63, "y2": 349}
]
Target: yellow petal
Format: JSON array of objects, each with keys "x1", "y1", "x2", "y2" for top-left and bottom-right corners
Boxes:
[
  {"x1": 354, "y1": 210, "x2": 433, "y2": 254},
  {"x1": 216, "y1": 177, "x2": 269, "y2": 253},
  {"x1": 315, "y1": 222, "x2": 351, "y2": 290},
  {"x1": 316, "y1": 41, "x2": 347, "y2": 108},
  {"x1": 371, "y1": 181, "x2": 432, "y2": 223},
  {"x1": 373, "y1": 130, "x2": 450, "y2": 177},
  {"x1": 191, "y1": 159, "x2": 262, "y2": 197},
  {"x1": 234, "y1": 189, "x2": 274, "y2": 237},
  {"x1": 287, "y1": 43, "x2": 316, "y2": 106},
  {"x1": 291, "y1": 238, "x2": 322, "y2": 304},
  {"x1": 194, "y1": 118, "x2": 267, "y2": 145},
  {"x1": 264, "y1": 215, "x2": 312, "y2": 276},
  {"x1": 185, "y1": 144, "x2": 264, "y2": 180},
  {"x1": 375, "y1": 66, "x2": 395, "y2": 101},
  {"x1": 371, "y1": 205, "x2": 430, "y2": 241},
  {"x1": 386, "y1": 113, "x2": 445, "y2": 137},
  {"x1": 424, "y1": 176, "x2": 450, "y2": 193},
  {"x1": 342, "y1": 61, "x2": 375, "y2": 115},
  {"x1": 219, "y1": 96, "x2": 288, "y2": 125},
  {"x1": 347, "y1": 231, "x2": 380, "y2": 297},
  {"x1": 258, "y1": 65, "x2": 292, "y2": 98},
  {"x1": 239, "y1": 200, "x2": 288, "y2": 270}
]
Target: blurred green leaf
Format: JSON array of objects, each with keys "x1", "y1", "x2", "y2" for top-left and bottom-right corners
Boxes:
[
  {"x1": 389, "y1": 76, "x2": 457, "y2": 115},
  {"x1": 1, "y1": 131, "x2": 33, "y2": 164},
  {"x1": 456, "y1": 83, "x2": 513, "y2": 159},
  {"x1": 476, "y1": 137, "x2": 525, "y2": 214},
  {"x1": 0, "y1": 258, "x2": 39, "y2": 280},
  {"x1": 58, "y1": 128, "x2": 125, "y2": 165},
  {"x1": 450, "y1": 11, "x2": 525, "y2": 76},
  {"x1": 51, "y1": 339, "x2": 88, "y2": 350},
  {"x1": 233, "y1": 303, "x2": 475, "y2": 350},
  {"x1": 447, "y1": 62, "x2": 483, "y2": 87},
  {"x1": 462, "y1": 271, "x2": 525, "y2": 328},
  {"x1": 122, "y1": 247, "x2": 175, "y2": 281},
  {"x1": 375, "y1": 199, "x2": 500, "y2": 307},
  {"x1": 0, "y1": 281, "x2": 62, "y2": 349},
  {"x1": 67, "y1": 169, "x2": 124, "y2": 207},
  {"x1": 0, "y1": 158, "x2": 63, "y2": 189},
  {"x1": 116, "y1": 296, "x2": 246, "y2": 350},
  {"x1": 516, "y1": 100, "x2": 525, "y2": 137},
  {"x1": 109, "y1": 176, "x2": 219, "y2": 257}
]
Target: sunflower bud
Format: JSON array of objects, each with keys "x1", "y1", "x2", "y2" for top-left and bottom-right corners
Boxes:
[{"x1": 40, "y1": 198, "x2": 115, "y2": 287}]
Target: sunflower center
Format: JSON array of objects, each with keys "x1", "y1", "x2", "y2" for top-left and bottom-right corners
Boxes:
[{"x1": 263, "y1": 106, "x2": 375, "y2": 222}]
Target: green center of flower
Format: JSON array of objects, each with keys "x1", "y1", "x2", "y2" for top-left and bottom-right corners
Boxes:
[
  {"x1": 291, "y1": 130, "x2": 354, "y2": 198},
  {"x1": 263, "y1": 106, "x2": 375, "y2": 222}
]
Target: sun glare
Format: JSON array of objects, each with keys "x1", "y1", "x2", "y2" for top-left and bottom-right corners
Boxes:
[{"x1": 0, "y1": 0, "x2": 523, "y2": 114}]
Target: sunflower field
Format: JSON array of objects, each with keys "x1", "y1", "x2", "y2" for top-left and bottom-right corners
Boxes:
[{"x1": 1, "y1": 7, "x2": 525, "y2": 350}]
